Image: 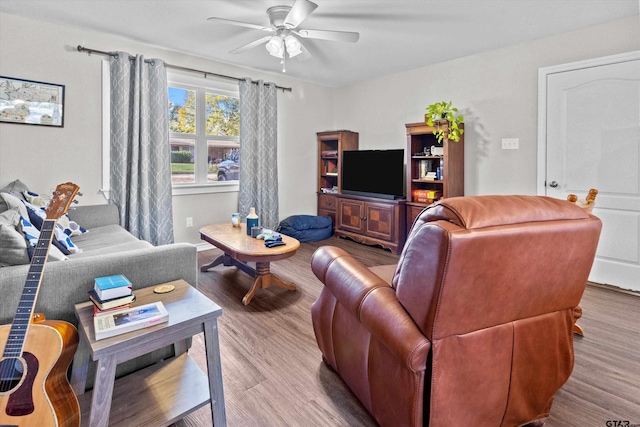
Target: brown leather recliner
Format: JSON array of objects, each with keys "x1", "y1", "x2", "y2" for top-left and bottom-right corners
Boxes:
[{"x1": 311, "y1": 195, "x2": 602, "y2": 427}]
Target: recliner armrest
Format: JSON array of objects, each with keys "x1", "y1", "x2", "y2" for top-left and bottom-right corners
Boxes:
[
  {"x1": 360, "y1": 286, "x2": 431, "y2": 371},
  {"x1": 312, "y1": 246, "x2": 390, "y2": 317},
  {"x1": 312, "y1": 246, "x2": 431, "y2": 370}
]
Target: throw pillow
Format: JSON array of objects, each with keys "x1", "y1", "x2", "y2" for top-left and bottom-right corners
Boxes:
[
  {"x1": 19, "y1": 215, "x2": 68, "y2": 261},
  {"x1": 23, "y1": 191, "x2": 87, "y2": 237},
  {"x1": 0, "y1": 179, "x2": 29, "y2": 214},
  {"x1": 56, "y1": 214, "x2": 87, "y2": 237},
  {"x1": 0, "y1": 179, "x2": 30, "y2": 196},
  {"x1": 23, "y1": 190, "x2": 49, "y2": 207},
  {"x1": 24, "y1": 205, "x2": 81, "y2": 255},
  {"x1": 0, "y1": 192, "x2": 29, "y2": 217},
  {"x1": 0, "y1": 207, "x2": 30, "y2": 266}
]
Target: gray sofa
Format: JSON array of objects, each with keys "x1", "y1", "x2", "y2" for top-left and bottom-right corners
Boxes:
[{"x1": 0, "y1": 200, "x2": 198, "y2": 389}]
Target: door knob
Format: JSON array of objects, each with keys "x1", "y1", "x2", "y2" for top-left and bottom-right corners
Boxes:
[{"x1": 549, "y1": 181, "x2": 559, "y2": 188}]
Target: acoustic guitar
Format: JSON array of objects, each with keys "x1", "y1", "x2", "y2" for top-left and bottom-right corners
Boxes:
[{"x1": 0, "y1": 182, "x2": 81, "y2": 427}]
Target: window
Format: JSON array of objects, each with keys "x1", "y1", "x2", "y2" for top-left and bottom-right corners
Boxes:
[{"x1": 167, "y1": 73, "x2": 240, "y2": 189}]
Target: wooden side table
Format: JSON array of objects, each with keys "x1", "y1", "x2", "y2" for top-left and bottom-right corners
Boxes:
[{"x1": 70, "y1": 280, "x2": 226, "y2": 427}]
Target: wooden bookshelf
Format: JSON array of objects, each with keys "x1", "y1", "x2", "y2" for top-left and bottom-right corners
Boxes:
[{"x1": 405, "y1": 122, "x2": 464, "y2": 227}]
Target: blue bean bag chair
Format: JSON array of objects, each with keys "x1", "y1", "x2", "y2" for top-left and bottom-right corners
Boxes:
[{"x1": 276, "y1": 215, "x2": 333, "y2": 242}]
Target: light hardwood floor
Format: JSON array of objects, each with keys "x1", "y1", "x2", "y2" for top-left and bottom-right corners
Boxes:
[{"x1": 174, "y1": 237, "x2": 640, "y2": 427}]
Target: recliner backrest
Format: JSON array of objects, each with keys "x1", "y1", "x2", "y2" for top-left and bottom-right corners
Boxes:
[{"x1": 392, "y1": 195, "x2": 602, "y2": 340}]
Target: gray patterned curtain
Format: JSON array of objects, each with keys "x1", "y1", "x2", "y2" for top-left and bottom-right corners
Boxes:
[
  {"x1": 238, "y1": 78, "x2": 279, "y2": 229},
  {"x1": 109, "y1": 52, "x2": 174, "y2": 245}
]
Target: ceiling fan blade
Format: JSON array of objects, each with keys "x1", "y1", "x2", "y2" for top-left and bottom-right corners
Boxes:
[
  {"x1": 283, "y1": 0, "x2": 318, "y2": 28},
  {"x1": 295, "y1": 29, "x2": 359, "y2": 43},
  {"x1": 207, "y1": 16, "x2": 274, "y2": 32},
  {"x1": 230, "y1": 36, "x2": 272, "y2": 54}
]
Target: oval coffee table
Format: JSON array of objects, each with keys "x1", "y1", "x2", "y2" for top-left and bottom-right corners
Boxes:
[{"x1": 199, "y1": 223, "x2": 300, "y2": 305}]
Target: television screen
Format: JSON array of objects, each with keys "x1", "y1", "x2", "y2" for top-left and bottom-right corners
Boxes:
[{"x1": 342, "y1": 149, "x2": 405, "y2": 199}]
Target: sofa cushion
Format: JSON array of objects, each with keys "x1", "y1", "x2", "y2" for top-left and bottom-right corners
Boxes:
[
  {"x1": 69, "y1": 241, "x2": 153, "y2": 258},
  {"x1": 70, "y1": 224, "x2": 152, "y2": 255}
]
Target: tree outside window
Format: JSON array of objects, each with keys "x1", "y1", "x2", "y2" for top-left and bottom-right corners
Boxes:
[{"x1": 168, "y1": 83, "x2": 239, "y2": 185}]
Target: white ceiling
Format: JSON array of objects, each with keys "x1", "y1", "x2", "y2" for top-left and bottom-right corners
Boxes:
[{"x1": 1, "y1": 0, "x2": 638, "y2": 88}]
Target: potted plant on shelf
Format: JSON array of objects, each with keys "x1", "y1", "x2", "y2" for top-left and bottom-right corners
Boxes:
[{"x1": 425, "y1": 101, "x2": 464, "y2": 143}]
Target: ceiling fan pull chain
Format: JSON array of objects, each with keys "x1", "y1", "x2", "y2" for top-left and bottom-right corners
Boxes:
[{"x1": 282, "y1": 51, "x2": 287, "y2": 73}]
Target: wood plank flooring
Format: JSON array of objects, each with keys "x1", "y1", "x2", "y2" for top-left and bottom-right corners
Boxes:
[{"x1": 174, "y1": 236, "x2": 640, "y2": 427}]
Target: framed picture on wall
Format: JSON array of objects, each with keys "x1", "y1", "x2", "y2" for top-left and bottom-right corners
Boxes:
[{"x1": 0, "y1": 76, "x2": 65, "y2": 127}]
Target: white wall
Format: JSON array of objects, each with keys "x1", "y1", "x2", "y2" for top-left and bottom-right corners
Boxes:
[
  {"x1": 1, "y1": 12, "x2": 638, "y2": 245},
  {"x1": 0, "y1": 12, "x2": 334, "y2": 245},
  {"x1": 334, "y1": 16, "x2": 639, "y2": 196}
]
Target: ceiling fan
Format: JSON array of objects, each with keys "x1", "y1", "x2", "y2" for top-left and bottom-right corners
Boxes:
[{"x1": 207, "y1": 0, "x2": 359, "y2": 72}]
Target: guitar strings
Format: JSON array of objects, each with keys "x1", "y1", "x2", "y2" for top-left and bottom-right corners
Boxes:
[{"x1": 1, "y1": 220, "x2": 56, "y2": 392}]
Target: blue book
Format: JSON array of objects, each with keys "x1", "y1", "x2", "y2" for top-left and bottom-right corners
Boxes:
[{"x1": 94, "y1": 274, "x2": 133, "y2": 300}]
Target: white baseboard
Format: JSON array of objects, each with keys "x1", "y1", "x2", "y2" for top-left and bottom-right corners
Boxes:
[{"x1": 195, "y1": 242, "x2": 216, "y2": 252}]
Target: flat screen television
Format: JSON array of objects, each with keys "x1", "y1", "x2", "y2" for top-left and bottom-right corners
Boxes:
[{"x1": 342, "y1": 149, "x2": 405, "y2": 200}]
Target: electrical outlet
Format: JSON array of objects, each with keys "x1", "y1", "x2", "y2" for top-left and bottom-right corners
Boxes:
[
  {"x1": 186, "y1": 217, "x2": 193, "y2": 228},
  {"x1": 502, "y1": 138, "x2": 519, "y2": 149}
]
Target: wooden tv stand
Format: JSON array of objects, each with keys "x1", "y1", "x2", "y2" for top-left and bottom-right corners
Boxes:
[{"x1": 333, "y1": 193, "x2": 406, "y2": 254}]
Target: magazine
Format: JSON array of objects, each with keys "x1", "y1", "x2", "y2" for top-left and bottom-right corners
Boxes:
[{"x1": 93, "y1": 301, "x2": 169, "y2": 340}]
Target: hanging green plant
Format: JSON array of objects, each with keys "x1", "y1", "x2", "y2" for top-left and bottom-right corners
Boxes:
[{"x1": 425, "y1": 101, "x2": 464, "y2": 143}]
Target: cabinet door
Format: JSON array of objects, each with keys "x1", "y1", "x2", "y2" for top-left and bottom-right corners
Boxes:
[
  {"x1": 338, "y1": 199, "x2": 365, "y2": 233},
  {"x1": 318, "y1": 194, "x2": 338, "y2": 228},
  {"x1": 364, "y1": 202, "x2": 395, "y2": 242},
  {"x1": 318, "y1": 194, "x2": 337, "y2": 212}
]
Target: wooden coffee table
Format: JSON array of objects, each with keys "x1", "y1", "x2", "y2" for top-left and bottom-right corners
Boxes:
[{"x1": 199, "y1": 223, "x2": 301, "y2": 305}]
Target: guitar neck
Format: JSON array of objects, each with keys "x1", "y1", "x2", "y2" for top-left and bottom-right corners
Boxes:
[{"x1": 1, "y1": 219, "x2": 56, "y2": 358}]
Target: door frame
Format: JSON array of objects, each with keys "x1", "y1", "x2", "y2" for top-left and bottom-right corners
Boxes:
[{"x1": 536, "y1": 50, "x2": 640, "y2": 195}]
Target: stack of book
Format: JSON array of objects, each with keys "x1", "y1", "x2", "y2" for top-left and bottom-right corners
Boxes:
[
  {"x1": 89, "y1": 274, "x2": 136, "y2": 316},
  {"x1": 423, "y1": 171, "x2": 437, "y2": 181},
  {"x1": 413, "y1": 189, "x2": 443, "y2": 203}
]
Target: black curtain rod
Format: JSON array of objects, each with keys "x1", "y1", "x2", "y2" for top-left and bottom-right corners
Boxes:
[{"x1": 77, "y1": 45, "x2": 292, "y2": 92}]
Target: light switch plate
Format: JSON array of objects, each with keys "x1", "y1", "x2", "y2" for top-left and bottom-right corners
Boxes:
[{"x1": 502, "y1": 138, "x2": 519, "y2": 149}]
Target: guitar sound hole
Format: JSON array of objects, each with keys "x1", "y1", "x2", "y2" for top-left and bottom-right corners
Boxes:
[{"x1": 0, "y1": 357, "x2": 25, "y2": 393}]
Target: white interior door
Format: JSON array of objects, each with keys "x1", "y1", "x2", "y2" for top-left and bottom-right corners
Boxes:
[{"x1": 538, "y1": 51, "x2": 640, "y2": 292}]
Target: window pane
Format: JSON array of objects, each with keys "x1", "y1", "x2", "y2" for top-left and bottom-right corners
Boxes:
[
  {"x1": 171, "y1": 138, "x2": 195, "y2": 184},
  {"x1": 168, "y1": 87, "x2": 196, "y2": 134},
  {"x1": 208, "y1": 141, "x2": 240, "y2": 182},
  {"x1": 205, "y1": 93, "x2": 239, "y2": 137}
]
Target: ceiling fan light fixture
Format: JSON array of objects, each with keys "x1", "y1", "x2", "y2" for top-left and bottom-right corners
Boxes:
[
  {"x1": 284, "y1": 35, "x2": 302, "y2": 58},
  {"x1": 266, "y1": 36, "x2": 284, "y2": 58}
]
